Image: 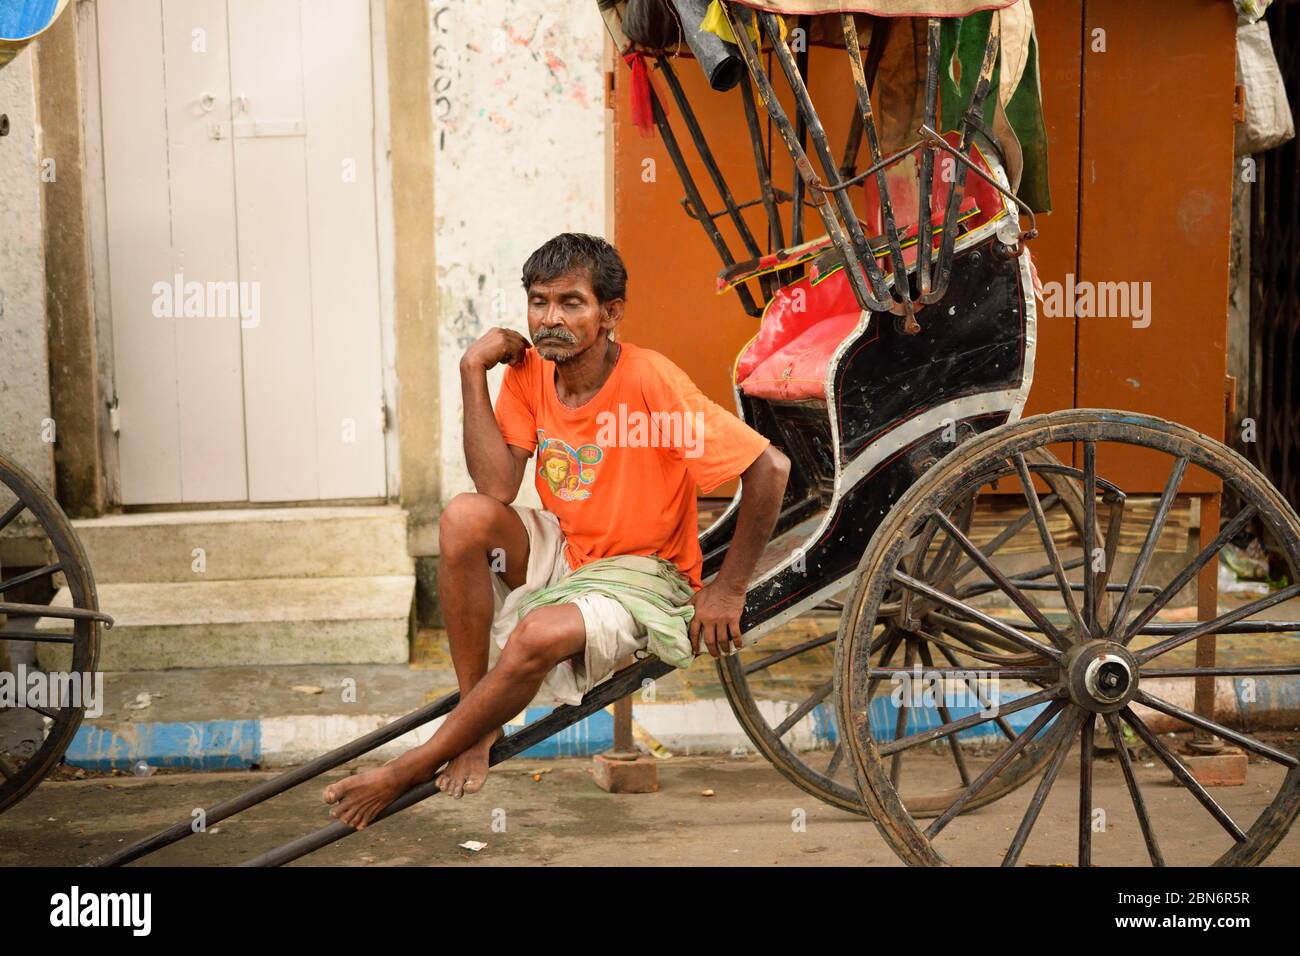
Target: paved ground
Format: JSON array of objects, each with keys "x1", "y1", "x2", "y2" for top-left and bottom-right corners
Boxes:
[{"x1": 4, "y1": 744, "x2": 1298, "y2": 867}]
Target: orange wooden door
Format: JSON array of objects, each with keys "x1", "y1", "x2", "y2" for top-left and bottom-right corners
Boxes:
[{"x1": 610, "y1": 2, "x2": 1234, "y2": 495}]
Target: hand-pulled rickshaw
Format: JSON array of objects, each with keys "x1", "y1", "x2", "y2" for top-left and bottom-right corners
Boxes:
[{"x1": 4, "y1": 0, "x2": 1300, "y2": 867}]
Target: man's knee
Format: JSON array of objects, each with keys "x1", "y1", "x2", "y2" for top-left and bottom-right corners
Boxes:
[
  {"x1": 499, "y1": 611, "x2": 583, "y2": 678},
  {"x1": 439, "y1": 492, "x2": 508, "y2": 554}
]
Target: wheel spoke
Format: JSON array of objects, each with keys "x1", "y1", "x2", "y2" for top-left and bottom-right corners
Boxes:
[
  {"x1": 868, "y1": 665, "x2": 1052, "y2": 680},
  {"x1": 866, "y1": 628, "x2": 903, "y2": 700},
  {"x1": 1119, "y1": 707, "x2": 1247, "y2": 843},
  {"x1": 917, "y1": 642, "x2": 970, "y2": 786},
  {"x1": 890, "y1": 640, "x2": 917, "y2": 786},
  {"x1": 0, "y1": 562, "x2": 62, "y2": 595},
  {"x1": 0, "y1": 500, "x2": 26, "y2": 534},
  {"x1": 933, "y1": 642, "x2": 1026, "y2": 746},
  {"x1": 1137, "y1": 583, "x2": 1300, "y2": 662},
  {"x1": 773, "y1": 679, "x2": 832, "y2": 739},
  {"x1": 1102, "y1": 712, "x2": 1165, "y2": 866},
  {"x1": 1094, "y1": 492, "x2": 1127, "y2": 628},
  {"x1": 1003, "y1": 707, "x2": 1087, "y2": 866},
  {"x1": 893, "y1": 570, "x2": 1061, "y2": 661},
  {"x1": 1142, "y1": 663, "x2": 1300, "y2": 677},
  {"x1": 1012, "y1": 454, "x2": 1088, "y2": 639},
  {"x1": 743, "y1": 631, "x2": 835, "y2": 675},
  {"x1": 0, "y1": 630, "x2": 75, "y2": 645},
  {"x1": 826, "y1": 743, "x2": 844, "y2": 778},
  {"x1": 948, "y1": 493, "x2": 1061, "y2": 587},
  {"x1": 926, "y1": 494, "x2": 977, "y2": 586},
  {"x1": 955, "y1": 555, "x2": 1085, "y2": 599},
  {"x1": 926, "y1": 699, "x2": 1065, "y2": 838},
  {"x1": 1082, "y1": 441, "x2": 1100, "y2": 639},
  {"x1": 925, "y1": 613, "x2": 1029, "y2": 657},
  {"x1": 932, "y1": 510, "x2": 1071, "y2": 651},
  {"x1": 1079, "y1": 714, "x2": 1094, "y2": 867},
  {"x1": 1106, "y1": 456, "x2": 1188, "y2": 641},
  {"x1": 1133, "y1": 689, "x2": 1298, "y2": 767},
  {"x1": 1120, "y1": 505, "x2": 1257, "y2": 645},
  {"x1": 878, "y1": 685, "x2": 1063, "y2": 756}
]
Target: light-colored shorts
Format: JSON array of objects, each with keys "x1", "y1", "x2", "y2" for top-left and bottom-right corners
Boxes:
[{"x1": 489, "y1": 507, "x2": 648, "y2": 706}]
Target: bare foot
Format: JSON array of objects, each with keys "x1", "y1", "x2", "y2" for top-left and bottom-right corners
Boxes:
[
  {"x1": 323, "y1": 764, "x2": 405, "y2": 830},
  {"x1": 435, "y1": 727, "x2": 502, "y2": 799}
]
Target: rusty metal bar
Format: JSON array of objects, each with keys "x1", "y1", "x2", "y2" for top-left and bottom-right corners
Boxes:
[
  {"x1": 924, "y1": 17, "x2": 1000, "y2": 304},
  {"x1": 646, "y1": 77, "x2": 762, "y2": 316},
  {"x1": 759, "y1": 11, "x2": 896, "y2": 311},
  {"x1": 719, "y1": 3, "x2": 883, "y2": 314},
  {"x1": 917, "y1": 19, "x2": 941, "y2": 296},
  {"x1": 90, "y1": 690, "x2": 464, "y2": 866},
  {"x1": 842, "y1": 13, "x2": 915, "y2": 327},
  {"x1": 739, "y1": 74, "x2": 786, "y2": 255},
  {"x1": 654, "y1": 54, "x2": 764, "y2": 262},
  {"x1": 240, "y1": 659, "x2": 674, "y2": 867},
  {"x1": 789, "y1": 15, "x2": 810, "y2": 255},
  {"x1": 0, "y1": 602, "x2": 114, "y2": 626}
]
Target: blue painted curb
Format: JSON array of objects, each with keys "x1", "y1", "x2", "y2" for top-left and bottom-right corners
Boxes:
[
  {"x1": 67, "y1": 720, "x2": 261, "y2": 772},
  {"x1": 59, "y1": 676, "x2": 1300, "y2": 772}
]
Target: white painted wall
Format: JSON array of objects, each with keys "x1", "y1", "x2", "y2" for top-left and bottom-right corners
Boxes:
[
  {"x1": 428, "y1": 0, "x2": 607, "y2": 506},
  {"x1": 0, "y1": 47, "x2": 53, "y2": 491}
]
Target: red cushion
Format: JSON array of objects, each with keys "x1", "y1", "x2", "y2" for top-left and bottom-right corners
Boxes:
[
  {"x1": 734, "y1": 267, "x2": 859, "y2": 385},
  {"x1": 735, "y1": 134, "x2": 1011, "y2": 402},
  {"x1": 738, "y1": 310, "x2": 862, "y2": 401},
  {"x1": 860, "y1": 132, "x2": 1007, "y2": 265}
]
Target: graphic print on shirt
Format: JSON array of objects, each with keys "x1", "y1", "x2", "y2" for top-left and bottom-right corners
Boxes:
[{"x1": 536, "y1": 429, "x2": 604, "y2": 502}]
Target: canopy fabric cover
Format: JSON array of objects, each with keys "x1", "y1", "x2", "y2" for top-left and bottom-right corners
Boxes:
[{"x1": 730, "y1": 0, "x2": 1021, "y2": 16}]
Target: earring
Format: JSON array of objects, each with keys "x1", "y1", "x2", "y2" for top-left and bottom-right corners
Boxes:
[{"x1": 607, "y1": 329, "x2": 616, "y2": 342}]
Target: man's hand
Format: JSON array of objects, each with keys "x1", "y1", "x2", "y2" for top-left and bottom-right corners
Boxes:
[
  {"x1": 688, "y1": 582, "x2": 746, "y2": 658},
  {"x1": 462, "y1": 326, "x2": 532, "y2": 373}
]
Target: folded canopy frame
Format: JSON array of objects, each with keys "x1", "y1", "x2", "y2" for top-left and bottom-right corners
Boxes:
[{"x1": 609, "y1": 0, "x2": 1039, "y2": 333}]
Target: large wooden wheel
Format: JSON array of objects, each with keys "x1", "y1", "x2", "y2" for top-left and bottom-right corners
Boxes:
[
  {"x1": 0, "y1": 453, "x2": 107, "y2": 815},
  {"x1": 837, "y1": 410, "x2": 1300, "y2": 865},
  {"x1": 718, "y1": 448, "x2": 1096, "y2": 817}
]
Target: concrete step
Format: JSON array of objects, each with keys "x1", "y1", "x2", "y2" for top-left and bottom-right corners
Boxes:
[
  {"x1": 35, "y1": 575, "x2": 413, "y2": 670},
  {"x1": 68, "y1": 505, "x2": 412, "y2": 583}
]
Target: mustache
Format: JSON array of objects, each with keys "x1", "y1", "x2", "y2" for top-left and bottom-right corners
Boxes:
[{"x1": 532, "y1": 328, "x2": 578, "y2": 346}]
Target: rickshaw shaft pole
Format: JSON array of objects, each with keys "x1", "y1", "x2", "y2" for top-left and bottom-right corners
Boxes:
[
  {"x1": 89, "y1": 689, "x2": 462, "y2": 867},
  {"x1": 242, "y1": 659, "x2": 674, "y2": 866}
]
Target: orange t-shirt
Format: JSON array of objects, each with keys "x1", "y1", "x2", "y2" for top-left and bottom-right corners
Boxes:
[{"x1": 493, "y1": 343, "x2": 769, "y2": 589}]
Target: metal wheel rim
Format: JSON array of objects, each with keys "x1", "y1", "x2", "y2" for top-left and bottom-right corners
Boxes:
[{"x1": 836, "y1": 410, "x2": 1300, "y2": 866}]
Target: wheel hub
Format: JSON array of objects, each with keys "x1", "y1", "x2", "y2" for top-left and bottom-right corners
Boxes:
[{"x1": 1062, "y1": 641, "x2": 1139, "y2": 713}]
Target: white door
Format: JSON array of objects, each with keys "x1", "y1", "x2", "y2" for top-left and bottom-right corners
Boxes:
[{"x1": 96, "y1": 0, "x2": 387, "y2": 504}]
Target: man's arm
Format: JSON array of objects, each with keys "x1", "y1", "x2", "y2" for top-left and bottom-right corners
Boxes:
[
  {"x1": 460, "y1": 327, "x2": 533, "y2": 503},
  {"x1": 688, "y1": 444, "x2": 790, "y2": 658}
]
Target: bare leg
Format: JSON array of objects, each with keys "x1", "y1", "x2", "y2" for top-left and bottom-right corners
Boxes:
[
  {"x1": 324, "y1": 605, "x2": 587, "y2": 829},
  {"x1": 429, "y1": 493, "x2": 531, "y2": 796}
]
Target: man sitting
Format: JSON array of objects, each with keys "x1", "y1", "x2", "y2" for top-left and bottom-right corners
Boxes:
[{"x1": 324, "y1": 233, "x2": 790, "y2": 829}]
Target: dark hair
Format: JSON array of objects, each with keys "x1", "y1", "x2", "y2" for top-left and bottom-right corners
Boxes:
[{"x1": 521, "y1": 233, "x2": 628, "y2": 304}]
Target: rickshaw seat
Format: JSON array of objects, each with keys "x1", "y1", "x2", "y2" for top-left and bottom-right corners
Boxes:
[
  {"x1": 734, "y1": 133, "x2": 1012, "y2": 402},
  {"x1": 734, "y1": 267, "x2": 861, "y2": 402}
]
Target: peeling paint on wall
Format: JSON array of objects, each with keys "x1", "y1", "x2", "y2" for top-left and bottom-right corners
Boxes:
[
  {"x1": 429, "y1": 0, "x2": 606, "y2": 505},
  {"x1": 0, "y1": 47, "x2": 54, "y2": 491}
]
